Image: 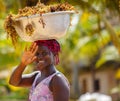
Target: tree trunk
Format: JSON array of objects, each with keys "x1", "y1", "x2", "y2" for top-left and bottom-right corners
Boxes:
[{"x1": 71, "y1": 63, "x2": 80, "y2": 98}]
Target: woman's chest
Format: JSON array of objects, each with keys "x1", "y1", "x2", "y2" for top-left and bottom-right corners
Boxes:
[
  {"x1": 32, "y1": 76, "x2": 52, "y2": 96},
  {"x1": 35, "y1": 76, "x2": 47, "y2": 87}
]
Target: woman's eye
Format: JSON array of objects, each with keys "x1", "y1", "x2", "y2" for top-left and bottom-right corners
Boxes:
[
  {"x1": 42, "y1": 52, "x2": 47, "y2": 56},
  {"x1": 35, "y1": 52, "x2": 48, "y2": 57}
]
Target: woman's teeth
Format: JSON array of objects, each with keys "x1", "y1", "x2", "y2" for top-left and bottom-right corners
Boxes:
[
  {"x1": 39, "y1": 60, "x2": 44, "y2": 62},
  {"x1": 38, "y1": 60, "x2": 44, "y2": 64}
]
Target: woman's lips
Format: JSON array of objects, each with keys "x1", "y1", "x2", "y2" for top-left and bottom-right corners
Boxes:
[{"x1": 38, "y1": 60, "x2": 44, "y2": 64}]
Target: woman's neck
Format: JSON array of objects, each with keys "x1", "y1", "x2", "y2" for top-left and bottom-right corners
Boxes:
[{"x1": 41, "y1": 64, "x2": 57, "y2": 77}]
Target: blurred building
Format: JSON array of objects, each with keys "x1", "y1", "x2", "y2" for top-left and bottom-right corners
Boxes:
[{"x1": 78, "y1": 62, "x2": 120, "y2": 101}]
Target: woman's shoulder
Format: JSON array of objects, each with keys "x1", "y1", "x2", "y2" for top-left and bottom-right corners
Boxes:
[
  {"x1": 49, "y1": 72, "x2": 70, "y2": 99},
  {"x1": 51, "y1": 72, "x2": 69, "y2": 88}
]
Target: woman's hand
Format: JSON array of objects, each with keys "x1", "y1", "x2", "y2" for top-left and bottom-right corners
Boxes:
[{"x1": 21, "y1": 42, "x2": 38, "y2": 66}]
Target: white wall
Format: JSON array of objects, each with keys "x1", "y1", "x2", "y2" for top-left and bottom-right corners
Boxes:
[{"x1": 79, "y1": 70, "x2": 116, "y2": 94}]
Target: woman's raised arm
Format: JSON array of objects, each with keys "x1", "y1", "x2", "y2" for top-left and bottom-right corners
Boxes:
[{"x1": 9, "y1": 43, "x2": 38, "y2": 87}]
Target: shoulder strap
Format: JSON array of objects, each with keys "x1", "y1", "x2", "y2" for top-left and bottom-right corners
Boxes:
[
  {"x1": 32, "y1": 71, "x2": 41, "y2": 88},
  {"x1": 44, "y1": 72, "x2": 60, "y2": 85}
]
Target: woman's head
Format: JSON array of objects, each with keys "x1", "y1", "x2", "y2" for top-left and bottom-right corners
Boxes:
[{"x1": 35, "y1": 39, "x2": 60, "y2": 70}]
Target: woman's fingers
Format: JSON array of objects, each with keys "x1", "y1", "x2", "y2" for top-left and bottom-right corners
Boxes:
[
  {"x1": 31, "y1": 56, "x2": 37, "y2": 62},
  {"x1": 31, "y1": 43, "x2": 37, "y2": 53},
  {"x1": 29, "y1": 42, "x2": 34, "y2": 51},
  {"x1": 26, "y1": 54, "x2": 35, "y2": 63},
  {"x1": 24, "y1": 42, "x2": 38, "y2": 58},
  {"x1": 33, "y1": 45, "x2": 38, "y2": 55},
  {"x1": 30, "y1": 42, "x2": 38, "y2": 55},
  {"x1": 24, "y1": 43, "x2": 34, "y2": 52}
]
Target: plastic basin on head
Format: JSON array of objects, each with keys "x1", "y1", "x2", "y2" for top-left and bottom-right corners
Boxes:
[{"x1": 13, "y1": 11, "x2": 75, "y2": 42}]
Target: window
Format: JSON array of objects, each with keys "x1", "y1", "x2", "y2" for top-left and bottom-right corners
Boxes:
[{"x1": 94, "y1": 79, "x2": 100, "y2": 92}]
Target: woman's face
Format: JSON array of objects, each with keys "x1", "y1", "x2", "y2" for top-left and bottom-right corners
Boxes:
[{"x1": 35, "y1": 45, "x2": 54, "y2": 71}]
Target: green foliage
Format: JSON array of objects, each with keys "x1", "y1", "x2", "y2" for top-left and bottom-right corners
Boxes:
[{"x1": 96, "y1": 46, "x2": 120, "y2": 68}]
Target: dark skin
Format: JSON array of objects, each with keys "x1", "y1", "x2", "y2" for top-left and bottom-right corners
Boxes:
[{"x1": 9, "y1": 42, "x2": 69, "y2": 101}]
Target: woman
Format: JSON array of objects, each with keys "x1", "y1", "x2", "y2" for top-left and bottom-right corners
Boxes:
[{"x1": 9, "y1": 39, "x2": 70, "y2": 101}]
